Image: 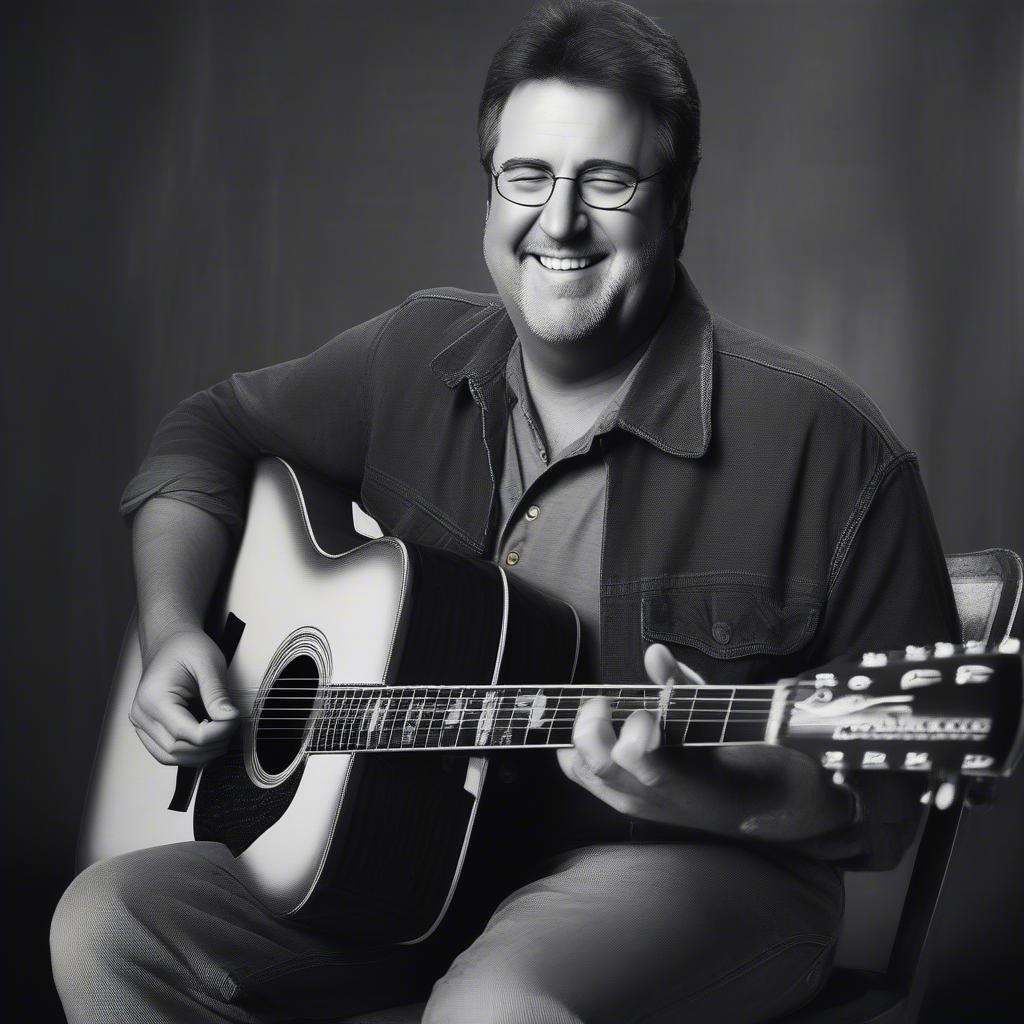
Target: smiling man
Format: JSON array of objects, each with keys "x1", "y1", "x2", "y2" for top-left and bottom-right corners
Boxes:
[{"x1": 51, "y1": 2, "x2": 961, "y2": 1023}]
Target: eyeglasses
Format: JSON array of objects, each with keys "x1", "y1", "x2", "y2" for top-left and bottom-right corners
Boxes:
[{"x1": 491, "y1": 163, "x2": 666, "y2": 211}]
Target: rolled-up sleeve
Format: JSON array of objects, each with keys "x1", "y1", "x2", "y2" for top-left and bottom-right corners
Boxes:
[
  {"x1": 120, "y1": 305, "x2": 396, "y2": 534},
  {"x1": 786, "y1": 454, "x2": 962, "y2": 869}
]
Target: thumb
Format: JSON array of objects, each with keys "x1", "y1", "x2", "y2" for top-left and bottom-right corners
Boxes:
[
  {"x1": 193, "y1": 652, "x2": 237, "y2": 721},
  {"x1": 643, "y1": 643, "x2": 708, "y2": 688}
]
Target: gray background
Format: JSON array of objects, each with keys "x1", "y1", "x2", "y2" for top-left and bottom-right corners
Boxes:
[{"x1": 2, "y1": 1, "x2": 1021, "y2": 1019}]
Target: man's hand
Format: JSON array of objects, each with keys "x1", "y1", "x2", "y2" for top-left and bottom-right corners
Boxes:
[
  {"x1": 556, "y1": 643, "x2": 854, "y2": 840},
  {"x1": 129, "y1": 628, "x2": 238, "y2": 767}
]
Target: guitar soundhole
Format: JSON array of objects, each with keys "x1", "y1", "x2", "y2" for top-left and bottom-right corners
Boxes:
[
  {"x1": 256, "y1": 654, "x2": 319, "y2": 776},
  {"x1": 248, "y1": 627, "x2": 331, "y2": 788}
]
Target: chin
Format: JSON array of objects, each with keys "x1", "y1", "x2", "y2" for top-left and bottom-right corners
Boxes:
[
  {"x1": 521, "y1": 299, "x2": 612, "y2": 348},
  {"x1": 520, "y1": 278, "x2": 619, "y2": 346}
]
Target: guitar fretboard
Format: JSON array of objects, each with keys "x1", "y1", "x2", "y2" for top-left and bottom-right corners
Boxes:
[{"x1": 285, "y1": 684, "x2": 776, "y2": 753}]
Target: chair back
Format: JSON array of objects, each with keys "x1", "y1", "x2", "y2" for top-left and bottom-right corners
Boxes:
[{"x1": 835, "y1": 547, "x2": 1022, "y2": 976}]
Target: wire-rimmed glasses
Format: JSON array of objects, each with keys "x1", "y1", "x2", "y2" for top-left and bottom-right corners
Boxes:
[{"x1": 492, "y1": 162, "x2": 666, "y2": 211}]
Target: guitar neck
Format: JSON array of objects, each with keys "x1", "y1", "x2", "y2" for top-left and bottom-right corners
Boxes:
[{"x1": 298, "y1": 683, "x2": 783, "y2": 754}]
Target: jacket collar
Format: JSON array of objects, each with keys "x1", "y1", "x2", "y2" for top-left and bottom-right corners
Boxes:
[{"x1": 430, "y1": 263, "x2": 713, "y2": 458}]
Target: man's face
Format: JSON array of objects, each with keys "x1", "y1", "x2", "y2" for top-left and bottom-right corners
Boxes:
[{"x1": 483, "y1": 79, "x2": 676, "y2": 355}]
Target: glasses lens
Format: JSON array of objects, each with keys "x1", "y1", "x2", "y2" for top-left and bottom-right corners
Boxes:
[
  {"x1": 496, "y1": 167, "x2": 554, "y2": 206},
  {"x1": 579, "y1": 169, "x2": 637, "y2": 210}
]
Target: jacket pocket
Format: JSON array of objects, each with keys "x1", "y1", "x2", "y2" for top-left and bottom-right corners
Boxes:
[{"x1": 641, "y1": 577, "x2": 821, "y2": 661}]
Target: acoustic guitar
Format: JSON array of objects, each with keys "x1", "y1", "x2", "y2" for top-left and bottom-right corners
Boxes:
[{"x1": 78, "y1": 457, "x2": 1024, "y2": 944}]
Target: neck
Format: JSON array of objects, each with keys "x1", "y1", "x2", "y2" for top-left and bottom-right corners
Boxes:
[{"x1": 304, "y1": 682, "x2": 783, "y2": 755}]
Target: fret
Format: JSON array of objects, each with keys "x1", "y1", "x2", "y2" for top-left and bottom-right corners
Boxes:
[
  {"x1": 362, "y1": 688, "x2": 382, "y2": 745},
  {"x1": 438, "y1": 688, "x2": 460, "y2": 748},
  {"x1": 546, "y1": 687, "x2": 576, "y2": 746},
  {"x1": 720, "y1": 687, "x2": 771, "y2": 744},
  {"x1": 338, "y1": 688, "x2": 355, "y2": 752},
  {"x1": 503, "y1": 689, "x2": 535, "y2": 746},
  {"x1": 476, "y1": 690, "x2": 500, "y2": 746},
  {"x1": 459, "y1": 688, "x2": 484, "y2": 748},
  {"x1": 400, "y1": 690, "x2": 419, "y2": 747},
  {"x1": 492, "y1": 689, "x2": 518, "y2": 746},
  {"x1": 675, "y1": 688, "x2": 729, "y2": 745},
  {"x1": 421, "y1": 692, "x2": 444, "y2": 749},
  {"x1": 328, "y1": 688, "x2": 343, "y2": 752},
  {"x1": 411, "y1": 690, "x2": 429, "y2": 748},
  {"x1": 329, "y1": 690, "x2": 343, "y2": 753},
  {"x1": 397, "y1": 692, "x2": 417, "y2": 749},
  {"x1": 383, "y1": 692, "x2": 400, "y2": 750},
  {"x1": 664, "y1": 686, "x2": 697, "y2": 747},
  {"x1": 310, "y1": 691, "x2": 327, "y2": 753},
  {"x1": 439, "y1": 689, "x2": 465, "y2": 748},
  {"x1": 524, "y1": 689, "x2": 552, "y2": 745},
  {"x1": 719, "y1": 688, "x2": 735, "y2": 743}
]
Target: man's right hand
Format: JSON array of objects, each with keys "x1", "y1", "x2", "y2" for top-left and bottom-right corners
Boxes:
[{"x1": 129, "y1": 628, "x2": 239, "y2": 766}]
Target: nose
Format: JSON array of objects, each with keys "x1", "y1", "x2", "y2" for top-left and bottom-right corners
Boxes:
[{"x1": 538, "y1": 178, "x2": 588, "y2": 240}]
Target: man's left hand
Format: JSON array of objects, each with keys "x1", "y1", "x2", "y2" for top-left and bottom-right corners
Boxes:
[{"x1": 556, "y1": 643, "x2": 850, "y2": 839}]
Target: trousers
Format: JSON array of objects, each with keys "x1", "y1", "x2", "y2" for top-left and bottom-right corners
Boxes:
[{"x1": 51, "y1": 839, "x2": 842, "y2": 1024}]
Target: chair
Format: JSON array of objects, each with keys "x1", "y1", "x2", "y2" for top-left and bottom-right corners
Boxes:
[{"x1": 340, "y1": 548, "x2": 1023, "y2": 1024}]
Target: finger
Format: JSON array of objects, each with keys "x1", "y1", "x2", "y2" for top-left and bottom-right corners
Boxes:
[
  {"x1": 133, "y1": 698, "x2": 235, "y2": 751},
  {"x1": 611, "y1": 710, "x2": 663, "y2": 786},
  {"x1": 572, "y1": 697, "x2": 619, "y2": 778},
  {"x1": 555, "y1": 747, "x2": 639, "y2": 815},
  {"x1": 643, "y1": 643, "x2": 707, "y2": 687},
  {"x1": 134, "y1": 725, "x2": 177, "y2": 765},
  {"x1": 134, "y1": 725, "x2": 228, "y2": 766},
  {"x1": 154, "y1": 695, "x2": 238, "y2": 747},
  {"x1": 190, "y1": 650, "x2": 237, "y2": 721},
  {"x1": 130, "y1": 702, "x2": 191, "y2": 753}
]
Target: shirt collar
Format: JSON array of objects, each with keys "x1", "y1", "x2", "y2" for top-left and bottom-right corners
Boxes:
[{"x1": 430, "y1": 262, "x2": 713, "y2": 458}]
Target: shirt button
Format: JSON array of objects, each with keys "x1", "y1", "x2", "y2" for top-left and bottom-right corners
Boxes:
[
  {"x1": 525, "y1": 505, "x2": 540, "y2": 521},
  {"x1": 505, "y1": 551, "x2": 520, "y2": 566},
  {"x1": 712, "y1": 621, "x2": 732, "y2": 644}
]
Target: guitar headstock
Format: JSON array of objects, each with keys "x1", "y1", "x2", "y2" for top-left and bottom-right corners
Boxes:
[{"x1": 779, "y1": 638, "x2": 1023, "y2": 781}]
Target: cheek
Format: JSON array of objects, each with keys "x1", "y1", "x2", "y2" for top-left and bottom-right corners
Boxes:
[
  {"x1": 484, "y1": 204, "x2": 534, "y2": 262},
  {"x1": 604, "y1": 213, "x2": 658, "y2": 256}
]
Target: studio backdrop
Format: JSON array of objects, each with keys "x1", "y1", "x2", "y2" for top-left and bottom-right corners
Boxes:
[{"x1": 2, "y1": 1, "x2": 1021, "y2": 1019}]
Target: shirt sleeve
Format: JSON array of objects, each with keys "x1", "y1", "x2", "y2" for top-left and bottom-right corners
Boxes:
[
  {"x1": 784, "y1": 453, "x2": 963, "y2": 869},
  {"x1": 120, "y1": 306, "x2": 396, "y2": 534}
]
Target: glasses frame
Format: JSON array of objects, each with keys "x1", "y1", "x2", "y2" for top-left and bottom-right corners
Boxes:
[{"x1": 491, "y1": 164, "x2": 667, "y2": 211}]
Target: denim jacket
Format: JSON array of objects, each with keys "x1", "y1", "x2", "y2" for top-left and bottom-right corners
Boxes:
[{"x1": 122, "y1": 270, "x2": 961, "y2": 869}]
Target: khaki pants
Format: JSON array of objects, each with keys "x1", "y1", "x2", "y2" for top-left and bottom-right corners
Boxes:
[{"x1": 51, "y1": 839, "x2": 841, "y2": 1023}]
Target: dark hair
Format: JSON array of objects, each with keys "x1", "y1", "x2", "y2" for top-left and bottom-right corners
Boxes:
[{"x1": 478, "y1": 0, "x2": 701, "y2": 252}]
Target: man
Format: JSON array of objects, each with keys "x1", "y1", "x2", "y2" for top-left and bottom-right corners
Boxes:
[{"x1": 51, "y1": 2, "x2": 960, "y2": 1022}]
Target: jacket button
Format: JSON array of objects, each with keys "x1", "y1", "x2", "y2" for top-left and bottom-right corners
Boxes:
[
  {"x1": 505, "y1": 551, "x2": 520, "y2": 566},
  {"x1": 712, "y1": 621, "x2": 732, "y2": 644},
  {"x1": 525, "y1": 505, "x2": 540, "y2": 521}
]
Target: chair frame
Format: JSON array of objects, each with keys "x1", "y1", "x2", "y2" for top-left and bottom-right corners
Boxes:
[{"x1": 785, "y1": 547, "x2": 1022, "y2": 1024}]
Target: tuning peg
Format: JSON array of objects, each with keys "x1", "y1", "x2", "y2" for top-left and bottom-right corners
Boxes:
[
  {"x1": 934, "y1": 780, "x2": 957, "y2": 810},
  {"x1": 904, "y1": 645, "x2": 929, "y2": 660},
  {"x1": 998, "y1": 636, "x2": 1020, "y2": 655},
  {"x1": 920, "y1": 772, "x2": 959, "y2": 810},
  {"x1": 934, "y1": 641, "x2": 956, "y2": 658}
]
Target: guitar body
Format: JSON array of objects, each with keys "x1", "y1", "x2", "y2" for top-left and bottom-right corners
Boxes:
[{"x1": 78, "y1": 458, "x2": 580, "y2": 943}]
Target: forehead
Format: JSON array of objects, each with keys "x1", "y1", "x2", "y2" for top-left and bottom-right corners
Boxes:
[{"x1": 493, "y1": 79, "x2": 658, "y2": 168}]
